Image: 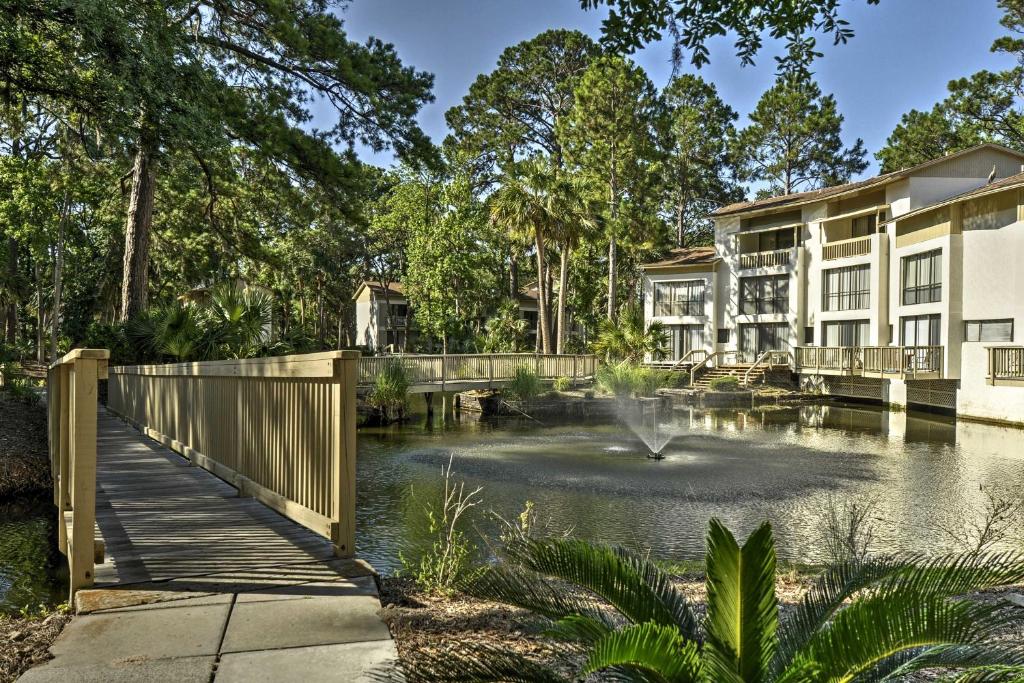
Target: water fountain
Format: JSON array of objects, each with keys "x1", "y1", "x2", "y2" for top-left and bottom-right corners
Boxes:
[{"x1": 623, "y1": 397, "x2": 675, "y2": 459}]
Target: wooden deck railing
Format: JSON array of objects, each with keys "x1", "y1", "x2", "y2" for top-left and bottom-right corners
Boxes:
[
  {"x1": 795, "y1": 346, "x2": 862, "y2": 372},
  {"x1": 47, "y1": 348, "x2": 109, "y2": 598},
  {"x1": 739, "y1": 248, "x2": 791, "y2": 269},
  {"x1": 988, "y1": 346, "x2": 1024, "y2": 384},
  {"x1": 795, "y1": 345, "x2": 943, "y2": 379},
  {"x1": 107, "y1": 351, "x2": 359, "y2": 557},
  {"x1": 822, "y1": 235, "x2": 872, "y2": 261},
  {"x1": 358, "y1": 353, "x2": 597, "y2": 388}
]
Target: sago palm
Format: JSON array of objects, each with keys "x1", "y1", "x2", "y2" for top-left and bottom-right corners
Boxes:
[
  {"x1": 409, "y1": 519, "x2": 1024, "y2": 682},
  {"x1": 592, "y1": 302, "x2": 669, "y2": 363}
]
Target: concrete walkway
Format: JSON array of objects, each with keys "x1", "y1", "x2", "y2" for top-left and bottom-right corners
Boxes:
[{"x1": 20, "y1": 411, "x2": 400, "y2": 682}]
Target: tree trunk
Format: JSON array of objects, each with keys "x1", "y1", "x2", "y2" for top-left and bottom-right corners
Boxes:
[
  {"x1": 50, "y1": 197, "x2": 67, "y2": 360},
  {"x1": 676, "y1": 199, "x2": 685, "y2": 248},
  {"x1": 607, "y1": 236, "x2": 617, "y2": 321},
  {"x1": 119, "y1": 146, "x2": 156, "y2": 322},
  {"x1": 4, "y1": 236, "x2": 16, "y2": 344},
  {"x1": 34, "y1": 261, "x2": 43, "y2": 363},
  {"x1": 534, "y1": 234, "x2": 553, "y2": 354},
  {"x1": 509, "y1": 253, "x2": 518, "y2": 301},
  {"x1": 556, "y1": 245, "x2": 570, "y2": 354}
]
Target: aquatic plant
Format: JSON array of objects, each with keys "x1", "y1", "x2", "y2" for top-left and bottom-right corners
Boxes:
[
  {"x1": 367, "y1": 358, "x2": 410, "y2": 422},
  {"x1": 505, "y1": 367, "x2": 543, "y2": 402},
  {"x1": 410, "y1": 519, "x2": 1024, "y2": 682},
  {"x1": 552, "y1": 376, "x2": 572, "y2": 392},
  {"x1": 708, "y1": 375, "x2": 741, "y2": 392},
  {"x1": 596, "y1": 361, "x2": 673, "y2": 398}
]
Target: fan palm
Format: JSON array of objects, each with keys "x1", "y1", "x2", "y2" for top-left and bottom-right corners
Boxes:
[
  {"x1": 410, "y1": 519, "x2": 1024, "y2": 682},
  {"x1": 592, "y1": 302, "x2": 669, "y2": 363}
]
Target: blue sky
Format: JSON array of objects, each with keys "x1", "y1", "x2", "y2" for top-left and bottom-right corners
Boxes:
[{"x1": 336, "y1": 0, "x2": 1015, "y2": 177}]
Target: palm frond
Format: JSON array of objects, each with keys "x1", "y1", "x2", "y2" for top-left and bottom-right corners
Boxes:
[
  {"x1": 875, "y1": 643, "x2": 1024, "y2": 682},
  {"x1": 583, "y1": 621, "x2": 702, "y2": 683},
  {"x1": 702, "y1": 519, "x2": 778, "y2": 683},
  {"x1": 945, "y1": 665, "x2": 1024, "y2": 682},
  {"x1": 874, "y1": 552, "x2": 1024, "y2": 601},
  {"x1": 783, "y1": 594, "x2": 1007, "y2": 681},
  {"x1": 775, "y1": 556, "x2": 911, "y2": 672},
  {"x1": 543, "y1": 615, "x2": 615, "y2": 643},
  {"x1": 501, "y1": 536, "x2": 699, "y2": 639}
]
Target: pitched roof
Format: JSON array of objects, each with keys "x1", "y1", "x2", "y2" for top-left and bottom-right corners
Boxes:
[
  {"x1": 882, "y1": 171, "x2": 1024, "y2": 225},
  {"x1": 352, "y1": 280, "x2": 405, "y2": 301},
  {"x1": 713, "y1": 143, "x2": 1024, "y2": 218},
  {"x1": 641, "y1": 246, "x2": 719, "y2": 269}
]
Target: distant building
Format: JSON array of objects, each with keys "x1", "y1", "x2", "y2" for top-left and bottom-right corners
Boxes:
[
  {"x1": 352, "y1": 280, "x2": 541, "y2": 354},
  {"x1": 640, "y1": 143, "x2": 1024, "y2": 423}
]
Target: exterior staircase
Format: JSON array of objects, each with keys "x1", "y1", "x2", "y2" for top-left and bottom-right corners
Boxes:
[{"x1": 691, "y1": 364, "x2": 793, "y2": 389}]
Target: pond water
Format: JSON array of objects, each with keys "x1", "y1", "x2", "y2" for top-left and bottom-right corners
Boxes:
[
  {"x1": 357, "y1": 402, "x2": 1024, "y2": 573},
  {"x1": 5, "y1": 400, "x2": 1024, "y2": 611}
]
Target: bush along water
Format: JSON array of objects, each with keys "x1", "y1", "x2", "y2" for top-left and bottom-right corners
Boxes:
[
  {"x1": 504, "y1": 367, "x2": 543, "y2": 403},
  {"x1": 596, "y1": 361, "x2": 679, "y2": 398},
  {"x1": 552, "y1": 376, "x2": 572, "y2": 392},
  {"x1": 708, "y1": 375, "x2": 741, "y2": 392},
  {"x1": 367, "y1": 358, "x2": 410, "y2": 423}
]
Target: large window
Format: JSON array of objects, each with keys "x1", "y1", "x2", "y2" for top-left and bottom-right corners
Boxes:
[
  {"x1": 823, "y1": 264, "x2": 870, "y2": 311},
  {"x1": 754, "y1": 227, "x2": 795, "y2": 252},
  {"x1": 902, "y1": 249, "x2": 942, "y2": 305},
  {"x1": 740, "y1": 274, "x2": 789, "y2": 314},
  {"x1": 901, "y1": 314, "x2": 941, "y2": 346},
  {"x1": 964, "y1": 319, "x2": 1014, "y2": 342},
  {"x1": 739, "y1": 323, "x2": 790, "y2": 361},
  {"x1": 653, "y1": 280, "x2": 705, "y2": 316},
  {"x1": 663, "y1": 324, "x2": 705, "y2": 360},
  {"x1": 822, "y1": 320, "x2": 869, "y2": 347}
]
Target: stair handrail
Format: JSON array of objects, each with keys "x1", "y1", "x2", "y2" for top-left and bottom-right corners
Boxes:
[
  {"x1": 743, "y1": 349, "x2": 794, "y2": 386},
  {"x1": 689, "y1": 350, "x2": 725, "y2": 387},
  {"x1": 668, "y1": 348, "x2": 708, "y2": 373}
]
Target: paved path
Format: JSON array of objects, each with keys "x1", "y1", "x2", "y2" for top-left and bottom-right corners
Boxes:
[{"x1": 20, "y1": 411, "x2": 400, "y2": 682}]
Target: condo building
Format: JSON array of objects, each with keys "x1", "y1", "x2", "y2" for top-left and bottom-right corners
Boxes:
[{"x1": 641, "y1": 144, "x2": 1024, "y2": 424}]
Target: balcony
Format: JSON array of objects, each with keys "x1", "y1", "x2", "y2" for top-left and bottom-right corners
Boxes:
[
  {"x1": 822, "y1": 235, "x2": 872, "y2": 261},
  {"x1": 795, "y1": 345, "x2": 943, "y2": 379},
  {"x1": 739, "y1": 248, "x2": 791, "y2": 270},
  {"x1": 988, "y1": 346, "x2": 1024, "y2": 385}
]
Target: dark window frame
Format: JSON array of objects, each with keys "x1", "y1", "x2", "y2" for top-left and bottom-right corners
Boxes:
[
  {"x1": 653, "y1": 280, "x2": 706, "y2": 317},
  {"x1": 901, "y1": 249, "x2": 943, "y2": 306},
  {"x1": 739, "y1": 274, "x2": 789, "y2": 315},
  {"x1": 822, "y1": 264, "x2": 871, "y2": 312},
  {"x1": 900, "y1": 313, "x2": 941, "y2": 346}
]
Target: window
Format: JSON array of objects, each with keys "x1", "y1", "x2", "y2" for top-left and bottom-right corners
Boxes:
[
  {"x1": 739, "y1": 323, "x2": 790, "y2": 361},
  {"x1": 823, "y1": 264, "x2": 870, "y2": 311},
  {"x1": 822, "y1": 320, "x2": 869, "y2": 347},
  {"x1": 717, "y1": 328, "x2": 730, "y2": 344},
  {"x1": 740, "y1": 274, "x2": 789, "y2": 314},
  {"x1": 653, "y1": 280, "x2": 705, "y2": 316},
  {"x1": 964, "y1": 319, "x2": 1014, "y2": 342},
  {"x1": 663, "y1": 325, "x2": 705, "y2": 360},
  {"x1": 902, "y1": 249, "x2": 942, "y2": 305},
  {"x1": 851, "y1": 214, "x2": 877, "y2": 238},
  {"x1": 804, "y1": 326, "x2": 815, "y2": 344},
  {"x1": 755, "y1": 228, "x2": 795, "y2": 252},
  {"x1": 901, "y1": 314, "x2": 941, "y2": 346}
]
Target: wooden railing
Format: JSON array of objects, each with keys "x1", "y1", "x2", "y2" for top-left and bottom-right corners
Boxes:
[
  {"x1": 47, "y1": 348, "x2": 109, "y2": 598},
  {"x1": 107, "y1": 351, "x2": 359, "y2": 556},
  {"x1": 743, "y1": 350, "x2": 793, "y2": 385},
  {"x1": 358, "y1": 353, "x2": 597, "y2": 389},
  {"x1": 795, "y1": 346, "x2": 862, "y2": 373},
  {"x1": 988, "y1": 346, "x2": 1024, "y2": 384},
  {"x1": 689, "y1": 350, "x2": 740, "y2": 386},
  {"x1": 863, "y1": 345, "x2": 943, "y2": 378},
  {"x1": 739, "y1": 248, "x2": 791, "y2": 269},
  {"x1": 822, "y1": 235, "x2": 872, "y2": 261}
]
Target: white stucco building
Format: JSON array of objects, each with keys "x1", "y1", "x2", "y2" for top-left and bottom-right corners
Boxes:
[{"x1": 641, "y1": 144, "x2": 1024, "y2": 425}]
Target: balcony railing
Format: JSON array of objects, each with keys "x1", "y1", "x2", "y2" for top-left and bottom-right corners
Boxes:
[
  {"x1": 739, "y1": 248, "x2": 791, "y2": 269},
  {"x1": 795, "y1": 345, "x2": 943, "y2": 379},
  {"x1": 988, "y1": 346, "x2": 1024, "y2": 385},
  {"x1": 822, "y1": 235, "x2": 872, "y2": 261}
]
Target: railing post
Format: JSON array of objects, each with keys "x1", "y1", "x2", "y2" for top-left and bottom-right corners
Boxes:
[
  {"x1": 67, "y1": 354, "x2": 102, "y2": 597},
  {"x1": 331, "y1": 351, "x2": 359, "y2": 557}
]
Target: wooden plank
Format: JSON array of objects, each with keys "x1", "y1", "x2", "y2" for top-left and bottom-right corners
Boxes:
[{"x1": 69, "y1": 358, "x2": 99, "y2": 596}]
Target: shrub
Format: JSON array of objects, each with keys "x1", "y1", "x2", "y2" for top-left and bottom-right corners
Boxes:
[
  {"x1": 596, "y1": 361, "x2": 674, "y2": 398},
  {"x1": 816, "y1": 494, "x2": 877, "y2": 565},
  {"x1": 708, "y1": 375, "x2": 741, "y2": 392},
  {"x1": 505, "y1": 367, "x2": 542, "y2": 402},
  {"x1": 399, "y1": 457, "x2": 482, "y2": 594},
  {"x1": 367, "y1": 358, "x2": 410, "y2": 421},
  {"x1": 552, "y1": 376, "x2": 572, "y2": 392}
]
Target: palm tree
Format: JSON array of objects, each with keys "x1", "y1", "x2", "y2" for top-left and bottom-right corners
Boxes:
[
  {"x1": 592, "y1": 302, "x2": 669, "y2": 363},
  {"x1": 410, "y1": 519, "x2": 1024, "y2": 682},
  {"x1": 547, "y1": 173, "x2": 599, "y2": 355}
]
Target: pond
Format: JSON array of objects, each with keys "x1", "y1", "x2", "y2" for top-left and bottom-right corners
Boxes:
[
  {"x1": 357, "y1": 401, "x2": 1024, "y2": 572},
  {"x1": 0, "y1": 495, "x2": 68, "y2": 613}
]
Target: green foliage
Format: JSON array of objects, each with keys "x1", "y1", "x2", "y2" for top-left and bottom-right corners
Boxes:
[
  {"x1": 595, "y1": 361, "x2": 671, "y2": 398},
  {"x1": 505, "y1": 367, "x2": 543, "y2": 402},
  {"x1": 367, "y1": 359, "x2": 410, "y2": 422},
  {"x1": 592, "y1": 304, "x2": 668, "y2": 363},
  {"x1": 876, "y1": 105, "x2": 989, "y2": 173},
  {"x1": 399, "y1": 458, "x2": 483, "y2": 595},
  {"x1": 552, "y1": 376, "x2": 572, "y2": 392},
  {"x1": 481, "y1": 300, "x2": 528, "y2": 353},
  {"x1": 709, "y1": 375, "x2": 741, "y2": 392},
  {"x1": 0, "y1": 363, "x2": 40, "y2": 405},
  {"x1": 732, "y1": 74, "x2": 868, "y2": 196},
  {"x1": 414, "y1": 518, "x2": 1024, "y2": 682}
]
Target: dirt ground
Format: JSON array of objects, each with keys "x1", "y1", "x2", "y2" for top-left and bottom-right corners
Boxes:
[
  {"x1": 0, "y1": 395, "x2": 50, "y2": 498},
  {"x1": 0, "y1": 611, "x2": 70, "y2": 683}
]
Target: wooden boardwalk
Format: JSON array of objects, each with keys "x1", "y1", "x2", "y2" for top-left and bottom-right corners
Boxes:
[{"x1": 21, "y1": 410, "x2": 399, "y2": 682}]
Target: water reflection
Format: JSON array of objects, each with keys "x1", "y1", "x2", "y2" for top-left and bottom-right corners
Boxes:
[
  {"x1": 0, "y1": 496, "x2": 67, "y2": 612},
  {"x1": 357, "y1": 402, "x2": 1024, "y2": 572}
]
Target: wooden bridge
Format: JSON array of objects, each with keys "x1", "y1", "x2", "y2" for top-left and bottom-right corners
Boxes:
[
  {"x1": 356, "y1": 353, "x2": 597, "y2": 393},
  {"x1": 29, "y1": 349, "x2": 397, "y2": 682}
]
